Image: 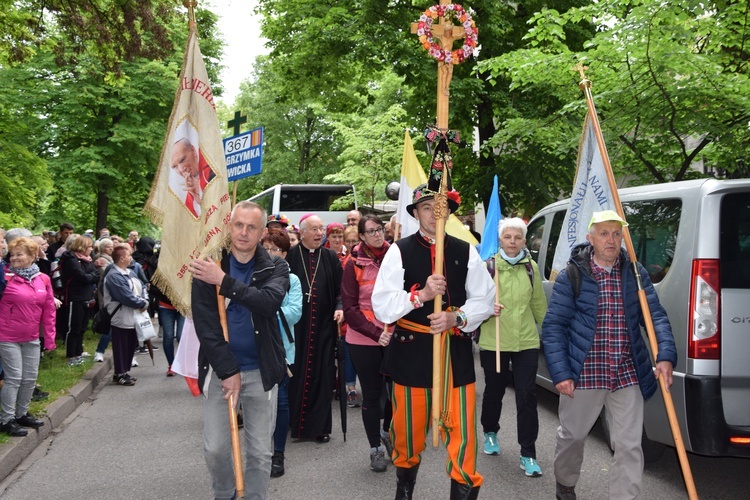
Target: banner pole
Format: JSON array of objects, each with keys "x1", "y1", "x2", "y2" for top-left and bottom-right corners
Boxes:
[
  {"x1": 216, "y1": 283, "x2": 245, "y2": 499},
  {"x1": 574, "y1": 64, "x2": 697, "y2": 500}
]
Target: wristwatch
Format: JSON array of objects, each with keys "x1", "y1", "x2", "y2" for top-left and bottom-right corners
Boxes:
[{"x1": 455, "y1": 310, "x2": 467, "y2": 329}]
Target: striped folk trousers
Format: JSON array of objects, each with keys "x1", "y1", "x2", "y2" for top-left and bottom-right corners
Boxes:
[{"x1": 390, "y1": 382, "x2": 483, "y2": 487}]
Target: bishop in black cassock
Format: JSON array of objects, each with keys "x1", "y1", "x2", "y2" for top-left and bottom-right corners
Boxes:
[{"x1": 286, "y1": 214, "x2": 343, "y2": 440}]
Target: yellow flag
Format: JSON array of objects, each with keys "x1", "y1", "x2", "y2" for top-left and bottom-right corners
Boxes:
[
  {"x1": 144, "y1": 27, "x2": 231, "y2": 315},
  {"x1": 396, "y1": 131, "x2": 478, "y2": 245}
]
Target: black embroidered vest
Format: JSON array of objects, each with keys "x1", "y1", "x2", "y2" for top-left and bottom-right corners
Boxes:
[{"x1": 383, "y1": 233, "x2": 475, "y2": 388}]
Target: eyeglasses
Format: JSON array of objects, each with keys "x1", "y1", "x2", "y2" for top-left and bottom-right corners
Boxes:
[
  {"x1": 263, "y1": 246, "x2": 282, "y2": 253},
  {"x1": 363, "y1": 227, "x2": 385, "y2": 236},
  {"x1": 306, "y1": 227, "x2": 326, "y2": 233}
]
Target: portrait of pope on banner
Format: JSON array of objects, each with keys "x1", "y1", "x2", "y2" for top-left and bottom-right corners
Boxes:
[{"x1": 169, "y1": 119, "x2": 217, "y2": 218}]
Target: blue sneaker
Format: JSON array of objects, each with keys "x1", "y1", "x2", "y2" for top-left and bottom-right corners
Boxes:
[
  {"x1": 520, "y1": 456, "x2": 542, "y2": 477},
  {"x1": 483, "y1": 432, "x2": 500, "y2": 455}
]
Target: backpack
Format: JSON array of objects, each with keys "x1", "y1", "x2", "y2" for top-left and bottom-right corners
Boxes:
[
  {"x1": 91, "y1": 303, "x2": 122, "y2": 334},
  {"x1": 523, "y1": 261, "x2": 535, "y2": 290},
  {"x1": 565, "y1": 262, "x2": 582, "y2": 299}
]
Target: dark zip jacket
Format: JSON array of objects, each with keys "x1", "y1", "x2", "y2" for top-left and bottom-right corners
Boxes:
[
  {"x1": 59, "y1": 250, "x2": 99, "y2": 302},
  {"x1": 192, "y1": 247, "x2": 289, "y2": 393}
]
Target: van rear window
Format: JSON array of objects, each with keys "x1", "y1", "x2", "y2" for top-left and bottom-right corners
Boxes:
[
  {"x1": 280, "y1": 190, "x2": 355, "y2": 212},
  {"x1": 252, "y1": 190, "x2": 274, "y2": 216},
  {"x1": 623, "y1": 199, "x2": 681, "y2": 284},
  {"x1": 720, "y1": 193, "x2": 750, "y2": 289}
]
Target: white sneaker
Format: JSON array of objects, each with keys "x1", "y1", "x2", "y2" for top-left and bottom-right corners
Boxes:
[
  {"x1": 80, "y1": 352, "x2": 92, "y2": 358},
  {"x1": 94, "y1": 352, "x2": 104, "y2": 362},
  {"x1": 131, "y1": 357, "x2": 139, "y2": 367}
]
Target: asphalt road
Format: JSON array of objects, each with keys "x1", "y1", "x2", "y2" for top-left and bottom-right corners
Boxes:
[{"x1": 0, "y1": 339, "x2": 747, "y2": 499}]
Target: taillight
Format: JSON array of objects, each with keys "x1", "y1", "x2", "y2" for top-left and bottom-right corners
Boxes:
[{"x1": 688, "y1": 259, "x2": 720, "y2": 359}]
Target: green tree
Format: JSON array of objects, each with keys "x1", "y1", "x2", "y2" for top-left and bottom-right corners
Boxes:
[
  {"x1": 253, "y1": 0, "x2": 596, "y2": 215},
  {"x1": 0, "y1": 100, "x2": 50, "y2": 228},
  {"x1": 325, "y1": 71, "x2": 413, "y2": 208},
  {"x1": 479, "y1": 0, "x2": 750, "y2": 190},
  {"x1": 0, "y1": 0, "x2": 181, "y2": 85},
  {"x1": 0, "y1": 2, "x2": 225, "y2": 234},
  {"x1": 232, "y1": 56, "x2": 344, "y2": 200}
]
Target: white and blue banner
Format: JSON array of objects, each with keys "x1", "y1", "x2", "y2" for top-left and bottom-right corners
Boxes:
[{"x1": 551, "y1": 113, "x2": 615, "y2": 277}]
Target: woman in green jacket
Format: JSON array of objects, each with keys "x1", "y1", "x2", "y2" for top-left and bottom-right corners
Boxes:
[{"x1": 478, "y1": 217, "x2": 547, "y2": 477}]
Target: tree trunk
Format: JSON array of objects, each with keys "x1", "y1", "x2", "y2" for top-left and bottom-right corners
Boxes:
[
  {"x1": 477, "y1": 88, "x2": 497, "y2": 211},
  {"x1": 96, "y1": 177, "x2": 109, "y2": 234}
]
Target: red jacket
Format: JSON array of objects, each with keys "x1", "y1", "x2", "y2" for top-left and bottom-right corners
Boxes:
[{"x1": 0, "y1": 271, "x2": 57, "y2": 348}]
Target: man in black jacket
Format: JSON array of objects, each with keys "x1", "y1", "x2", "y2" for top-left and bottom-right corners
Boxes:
[{"x1": 189, "y1": 200, "x2": 289, "y2": 500}]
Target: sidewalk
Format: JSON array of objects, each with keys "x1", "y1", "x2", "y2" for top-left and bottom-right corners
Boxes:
[{"x1": 0, "y1": 354, "x2": 113, "y2": 482}]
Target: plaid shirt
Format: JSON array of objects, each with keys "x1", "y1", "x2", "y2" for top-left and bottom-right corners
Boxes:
[{"x1": 577, "y1": 253, "x2": 639, "y2": 392}]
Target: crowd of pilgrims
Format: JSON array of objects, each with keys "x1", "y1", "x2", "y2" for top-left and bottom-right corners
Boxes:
[
  {"x1": 0, "y1": 214, "x2": 403, "y2": 441},
  {"x1": 241, "y1": 208, "x2": 545, "y2": 487},
  {"x1": 0, "y1": 208, "x2": 547, "y2": 495},
  {"x1": 0, "y1": 224, "x2": 176, "y2": 435}
]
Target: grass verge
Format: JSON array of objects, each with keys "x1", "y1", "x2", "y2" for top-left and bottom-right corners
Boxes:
[{"x1": 0, "y1": 330, "x2": 102, "y2": 445}]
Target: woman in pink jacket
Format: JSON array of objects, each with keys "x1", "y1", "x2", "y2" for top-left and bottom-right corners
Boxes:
[{"x1": 0, "y1": 237, "x2": 56, "y2": 437}]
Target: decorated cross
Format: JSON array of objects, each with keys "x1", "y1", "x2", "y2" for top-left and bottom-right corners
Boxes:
[
  {"x1": 410, "y1": 2, "x2": 478, "y2": 447},
  {"x1": 411, "y1": 2, "x2": 477, "y2": 130}
]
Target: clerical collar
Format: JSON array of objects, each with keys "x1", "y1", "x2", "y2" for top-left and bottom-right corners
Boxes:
[
  {"x1": 419, "y1": 230, "x2": 436, "y2": 245},
  {"x1": 300, "y1": 243, "x2": 318, "y2": 254}
]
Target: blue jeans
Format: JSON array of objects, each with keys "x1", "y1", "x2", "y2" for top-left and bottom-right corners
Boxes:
[
  {"x1": 203, "y1": 370, "x2": 277, "y2": 500},
  {"x1": 274, "y1": 373, "x2": 290, "y2": 452},
  {"x1": 0, "y1": 340, "x2": 41, "y2": 424},
  {"x1": 96, "y1": 331, "x2": 111, "y2": 354},
  {"x1": 159, "y1": 307, "x2": 184, "y2": 366}
]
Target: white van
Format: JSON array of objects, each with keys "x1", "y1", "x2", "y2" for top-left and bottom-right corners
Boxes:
[
  {"x1": 527, "y1": 178, "x2": 750, "y2": 458},
  {"x1": 247, "y1": 184, "x2": 357, "y2": 227}
]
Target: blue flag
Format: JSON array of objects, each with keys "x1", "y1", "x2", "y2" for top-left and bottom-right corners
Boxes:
[{"x1": 479, "y1": 175, "x2": 502, "y2": 260}]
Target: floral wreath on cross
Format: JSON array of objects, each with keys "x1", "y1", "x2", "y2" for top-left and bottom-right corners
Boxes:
[{"x1": 416, "y1": 4, "x2": 478, "y2": 64}]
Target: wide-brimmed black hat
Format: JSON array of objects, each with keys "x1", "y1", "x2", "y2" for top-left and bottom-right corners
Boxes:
[{"x1": 406, "y1": 183, "x2": 461, "y2": 217}]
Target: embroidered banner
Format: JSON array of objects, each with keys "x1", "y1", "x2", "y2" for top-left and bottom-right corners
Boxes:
[{"x1": 144, "y1": 27, "x2": 231, "y2": 315}]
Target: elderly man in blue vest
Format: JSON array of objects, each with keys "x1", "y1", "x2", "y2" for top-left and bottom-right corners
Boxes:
[{"x1": 542, "y1": 210, "x2": 676, "y2": 500}]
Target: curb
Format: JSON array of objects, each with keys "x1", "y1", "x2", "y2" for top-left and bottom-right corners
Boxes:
[{"x1": 0, "y1": 356, "x2": 113, "y2": 482}]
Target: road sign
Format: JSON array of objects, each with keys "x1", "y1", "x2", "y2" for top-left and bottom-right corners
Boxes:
[{"x1": 224, "y1": 127, "x2": 263, "y2": 181}]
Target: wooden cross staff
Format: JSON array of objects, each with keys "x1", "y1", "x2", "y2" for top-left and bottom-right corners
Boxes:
[
  {"x1": 410, "y1": 4, "x2": 465, "y2": 131},
  {"x1": 410, "y1": 0, "x2": 467, "y2": 448}
]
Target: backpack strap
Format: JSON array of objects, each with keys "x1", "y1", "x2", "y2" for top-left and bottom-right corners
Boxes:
[
  {"x1": 565, "y1": 261, "x2": 582, "y2": 299},
  {"x1": 524, "y1": 261, "x2": 534, "y2": 290},
  {"x1": 279, "y1": 309, "x2": 294, "y2": 344}
]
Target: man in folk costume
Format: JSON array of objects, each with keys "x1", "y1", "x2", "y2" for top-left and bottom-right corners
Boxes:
[
  {"x1": 286, "y1": 213, "x2": 344, "y2": 442},
  {"x1": 372, "y1": 141, "x2": 495, "y2": 500}
]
